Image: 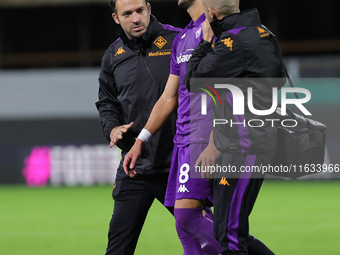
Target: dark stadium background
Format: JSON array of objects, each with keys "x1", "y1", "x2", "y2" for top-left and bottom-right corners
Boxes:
[{"x1": 0, "y1": 0, "x2": 339, "y2": 184}]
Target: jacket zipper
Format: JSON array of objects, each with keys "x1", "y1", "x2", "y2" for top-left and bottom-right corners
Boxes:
[{"x1": 136, "y1": 49, "x2": 146, "y2": 127}]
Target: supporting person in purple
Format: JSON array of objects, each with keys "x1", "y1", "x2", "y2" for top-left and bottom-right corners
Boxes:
[
  {"x1": 124, "y1": 0, "x2": 275, "y2": 254},
  {"x1": 185, "y1": 0, "x2": 284, "y2": 254}
]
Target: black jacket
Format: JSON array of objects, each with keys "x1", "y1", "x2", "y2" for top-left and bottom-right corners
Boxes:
[
  {"x1": 96, "y1": 16, "x2": 181, "y2": 174},
  {"x1": 185, "y1": 9, "x2": 285, "y2": 154}
]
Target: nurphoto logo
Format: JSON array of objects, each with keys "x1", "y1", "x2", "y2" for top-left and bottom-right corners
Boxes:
[{"x1": 195, "y1": 79, "x2": 312, "y2": 129}]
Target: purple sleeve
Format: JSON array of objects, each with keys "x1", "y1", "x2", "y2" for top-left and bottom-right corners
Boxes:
[
  {"x1": 162, "y1": 24, "x2": 182, "y2": 33},
  {"x1": 170, "y1": 34, "x2": 180, "y2": 76}
]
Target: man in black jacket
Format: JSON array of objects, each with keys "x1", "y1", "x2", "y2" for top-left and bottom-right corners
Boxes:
[
  {"x1": 185, "y1": 0, "x2": 284, "y2": 254},
  {"x1": 95, "y1": 0, "x2": 181, "y2": 254}
]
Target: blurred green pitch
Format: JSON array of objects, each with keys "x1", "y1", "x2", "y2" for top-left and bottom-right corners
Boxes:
[{"x1": 1, "y1": 180, "x2": 339, "y2": 255}]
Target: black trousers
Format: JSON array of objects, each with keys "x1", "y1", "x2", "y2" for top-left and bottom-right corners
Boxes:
[
  {"x1": 105, "y1": 166, "x2": 172, "y2": 255},
  {"x1": 213, "y1": 152, "x2": 274, "y2": 255}
]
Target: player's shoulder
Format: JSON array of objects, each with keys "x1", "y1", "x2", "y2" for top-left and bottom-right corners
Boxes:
[
  {"x1": 160, "y1": 24, "x2": 182, "y2": 34},
  {"x1": 157, "y1": 24, "x2": 182, "y2": 44},
  {"x1": 174, "y1": 28, "x2": 187, "y2": 41},
  {"x1": 173, "y1": 25, "x2": 202, "y2": 49}
]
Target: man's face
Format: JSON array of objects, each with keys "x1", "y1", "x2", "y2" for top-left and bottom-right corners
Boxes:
[
  {"x1": 177, "y1": 0, "x2": 195, "y2": 11},
  {"x1": 113, "y1": 0, "x2": 151, "y2": 40}
]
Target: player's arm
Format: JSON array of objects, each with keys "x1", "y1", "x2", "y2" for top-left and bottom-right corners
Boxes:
[
  {"x1": 144, "y1": 74, "x2": 179, "y2": 134},
  {"x1": 123, "y1": 74, "x2": 180, "y2": 177}
]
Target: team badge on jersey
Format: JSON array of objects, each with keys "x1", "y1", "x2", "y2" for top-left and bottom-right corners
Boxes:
[{"x1": 196, "y1": 27, "x2": 202, "y2": 39}]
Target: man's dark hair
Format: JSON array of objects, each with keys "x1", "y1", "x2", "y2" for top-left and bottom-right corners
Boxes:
[{"x1": 109, "y1": 0, "x2": 149, "y2": 13}]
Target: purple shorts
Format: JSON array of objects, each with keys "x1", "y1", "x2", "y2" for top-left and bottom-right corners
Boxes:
[{"x1": 164, "y1": 143, "x2": 214, "y2": 207}]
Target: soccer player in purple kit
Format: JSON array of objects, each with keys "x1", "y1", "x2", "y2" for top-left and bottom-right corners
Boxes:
[
  {"x1": 125, "y1": 2, "x2": 219, "y2": 254},
  {"x1": 124, "y1": 0, "x2": 275, "y2": 254}
]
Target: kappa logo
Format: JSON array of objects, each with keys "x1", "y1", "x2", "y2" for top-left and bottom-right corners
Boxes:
[
  {"x1": 114, "y1": 47, "x2": 125, "y2": 56},
  {"x1": 221, "y1": 38, "x2": 233, "y2": 51},
  {"x1": 177, "y1": 184, "x2": 189, "y2": 193},
  {"x1": 257, "y1": 26, "x2": 270, "y2": 38},
  {"x1": 219, "y1": 177, "x2": 230, "y2": 186},
  {"x1": 154, "y1": 36, "x2": 167, "y2": 49}
]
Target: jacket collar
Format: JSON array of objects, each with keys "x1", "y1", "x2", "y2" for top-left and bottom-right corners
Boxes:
[
  {"x1": 210, "y1": 8, "x2": 261, "y2": 36},
  {"x1": 117, "y1": 15, "x2": 162, "y2": 51}
]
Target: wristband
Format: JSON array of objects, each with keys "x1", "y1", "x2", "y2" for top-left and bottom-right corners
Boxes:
[{"x1": 137, "y1": 128, "x2": 152, "y2": 142}]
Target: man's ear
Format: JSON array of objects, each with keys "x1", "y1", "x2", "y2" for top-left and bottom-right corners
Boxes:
[
  {"x1": 147, "y1": 3, "x2": 151, "y2": 15},
  {"x1": 208, "y1": 7, "x2": 217, "y2": 21},
  {"x1": 112, "y1": 13, "x2": 120, "y2": 25}
]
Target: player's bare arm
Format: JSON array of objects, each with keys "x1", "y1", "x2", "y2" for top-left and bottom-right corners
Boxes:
[
  {"x1": 143, "y1": 74, "x2": 180, "y2": 134},
  {"x1": 123, "y1": 74, "x2": 180, "y2": 176}
]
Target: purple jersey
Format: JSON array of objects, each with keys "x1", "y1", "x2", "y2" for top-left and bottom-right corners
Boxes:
[{"x1": 170, "y1": 14, "x2": 212, "y2": 147}]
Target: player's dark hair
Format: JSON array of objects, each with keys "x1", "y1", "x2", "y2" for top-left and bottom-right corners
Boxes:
[{"x1": 109, "y1": 0, "x2": 149, "y2": 13}]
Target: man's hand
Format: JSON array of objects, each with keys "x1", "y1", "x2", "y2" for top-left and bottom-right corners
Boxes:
[
  {"x1": 202, "y1": 18, "x2": 214, "y2": 43},
  {"x1": 123, "y1": 139, "x2": 144, "y2": 178},
  {"x1": 195, "y1": 132, "x2": 220, "y2": 180},
  {"x1": 109, "y1": 122, "x2": 134, "y2": 148}
]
